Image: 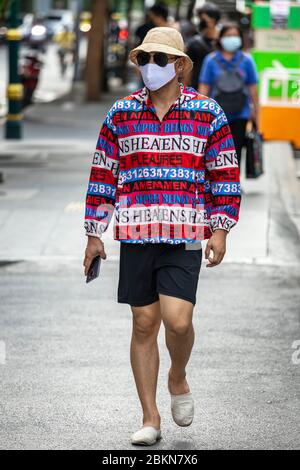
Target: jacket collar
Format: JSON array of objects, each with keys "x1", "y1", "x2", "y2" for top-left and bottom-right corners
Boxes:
[{"x1": 131, "y1": 82, "x2": 198, "y2": 107}]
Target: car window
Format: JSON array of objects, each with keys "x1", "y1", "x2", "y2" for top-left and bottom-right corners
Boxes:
[{"x1": 45, "y1": 15, "x2": 62, "y2": 21}]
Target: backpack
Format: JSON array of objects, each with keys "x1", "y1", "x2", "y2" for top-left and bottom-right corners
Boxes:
[{"x1": 213, "y1": 54, "x2": 248, "y2": 115}]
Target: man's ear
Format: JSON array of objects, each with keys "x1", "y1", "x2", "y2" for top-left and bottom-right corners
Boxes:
[{"x1": 176, "y1": 59, "x2": 184, "y2": 73}]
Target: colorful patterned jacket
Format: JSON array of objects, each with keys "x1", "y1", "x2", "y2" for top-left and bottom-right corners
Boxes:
[{"x1": 84, "y1": 83, "x2": 241, "y2": 244}]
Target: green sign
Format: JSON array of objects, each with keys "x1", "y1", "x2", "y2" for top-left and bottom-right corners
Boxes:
[
  {"x1": 252, "y1": 3, "x2": 300, "y2": 29},
  {"x1": 251, "y1": 50, "x2": 300, "y2": 100}
]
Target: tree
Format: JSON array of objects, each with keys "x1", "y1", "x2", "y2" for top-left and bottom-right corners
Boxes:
[
  {"x1": 187, "y1": 0, "x2": 196, "y2": 21},
  {"x1": 85, "y1": 0, "x2": 108, "y2": 101},
  {"x1": 0, "y1": 0, "x2": 10, "y2": 21}
]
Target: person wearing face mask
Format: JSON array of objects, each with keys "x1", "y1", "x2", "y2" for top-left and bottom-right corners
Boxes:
[
  {"x1": 184, "y1": 2, "x2": 221, "y2": 89},
  {"x1": 147, "y1": 3, "x2": 170, "y2": 28},
  {"x1": 83, "y1": 27, "x2": 241, "y2": 446},
  {"x1": 199, "y1": 23, "x2": 259, "y2": 167}
]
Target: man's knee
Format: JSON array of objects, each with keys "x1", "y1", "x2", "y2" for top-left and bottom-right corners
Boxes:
[
  {"x1": 132, "y1": 308, "x2": 161, "y2": 338},
  {"x1": 165, "y1": 318, "x2": 193, "y2": 336},
  {"x1": 159, "y1": 295, "x2": 194, "y2": 337}
]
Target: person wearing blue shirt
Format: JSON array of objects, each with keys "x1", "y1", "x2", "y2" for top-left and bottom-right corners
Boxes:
[{"x1": 198, "y1": 23, "x2": 259, "y2": 167}]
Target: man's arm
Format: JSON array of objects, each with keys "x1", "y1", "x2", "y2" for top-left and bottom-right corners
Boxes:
[
  {"x1": 198, "y1": 53, "x2": 213, "y2": 96},
  {"x1": 245, "y1": 55, "x2": 260, "y2": 128},
  {"x1": 198, "y1": 83, "x2": 210, "y2": 95},
  {"x1": 204, "y1": 107, "x2": 241, "y2": 267},
  {"x1": 249, "y1": 84, "x2": 260, "y2": 128},
  {"x1": 83, "y1": 106, "x2": 120, "y2": 274}
]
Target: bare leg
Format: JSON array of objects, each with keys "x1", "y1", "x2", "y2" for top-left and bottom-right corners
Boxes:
[
  {"x1": 130, "y1": 300, "x2": 162, "y2": 429},
  {"x1": 159, "y1": 294, "x2": 195, "y2": 395}
]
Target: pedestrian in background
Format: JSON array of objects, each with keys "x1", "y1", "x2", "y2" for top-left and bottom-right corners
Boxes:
[
  {"x1": 147, "y1": 3, "x2": 170, "y2": 28},
  {"x1": 198, "y1": 23, "x2": 259, "y2": 167},
  {"x1": 134, "y1": 3, "x2": 175, "y2": 48},
  {"x1": 134, "y1": 3, "x2": 180, "y2": 87},
  {"x1": 134, "y1": 12, "x2": 154, "y2": 46},
  {"x1": 184, "y1": 2, "x2": 221, "y2": 89},
  {"x1": 148, "y1": 2, "x2": 180, "y2": 31},
  {"x1": 55, "y1": 25, "x2": 75, "y2": 77}
]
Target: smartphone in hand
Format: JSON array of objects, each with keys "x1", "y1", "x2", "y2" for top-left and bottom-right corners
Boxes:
[{"x1": 86, "y1": 255, "x2": 101, "y2": 283}]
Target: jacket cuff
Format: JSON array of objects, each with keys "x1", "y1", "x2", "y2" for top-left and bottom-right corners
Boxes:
[
  {"x1": 210, "y1": 214, "x2": 237, "y2": 233},
  {"x1": 84, "y1": 220, "x2": 106, "y2": 238}
]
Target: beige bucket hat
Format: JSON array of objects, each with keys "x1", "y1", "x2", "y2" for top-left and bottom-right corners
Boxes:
[{"x1": 129, "y1": 27, "x2": 193, "y2": 72}]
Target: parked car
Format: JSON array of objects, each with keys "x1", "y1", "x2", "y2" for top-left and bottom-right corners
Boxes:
[
  {"x1": 15, "y1": 14, "x2": 47, "y2": 50},
  {"x1": 43, "y1": 10, "x2": 74, "y2": 39}
]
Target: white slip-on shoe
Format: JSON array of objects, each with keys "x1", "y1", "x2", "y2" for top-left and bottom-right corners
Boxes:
[
  {"x1": 170, "y1": 391, "x2": 194, "y2": 427},
  {"x1": 131, "y1": 426, "x2": 162, "y2": 446}
]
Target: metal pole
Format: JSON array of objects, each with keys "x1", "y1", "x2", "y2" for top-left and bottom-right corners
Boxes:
[
  {"x1": 5, "y1": 0, "x2": 23, "y2": 139},
  {"x1": 73, "y1": 0, "x2": 83, "y2": 83}
]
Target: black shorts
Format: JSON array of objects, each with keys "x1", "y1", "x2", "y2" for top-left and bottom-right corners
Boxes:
[{"x1": 117, "y1": 242, "x2": 202, "y2": 307}]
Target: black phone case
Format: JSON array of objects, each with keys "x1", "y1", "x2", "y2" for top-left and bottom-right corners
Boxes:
[{"x1": 86, "y1": 256, "x2": 101, "y2": 283}]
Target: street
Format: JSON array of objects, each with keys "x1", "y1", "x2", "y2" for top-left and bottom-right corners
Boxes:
[
  {"x1": 0, "y1": 250, "x2": 299, "y2": 450},
  {"x1": 0, "y1": 98, "x2": 299, "y2": 450}
]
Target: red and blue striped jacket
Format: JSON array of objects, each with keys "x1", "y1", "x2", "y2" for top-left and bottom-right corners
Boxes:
[{"x1": 84, "y1": 83, "x2": 241, "y2": 244}]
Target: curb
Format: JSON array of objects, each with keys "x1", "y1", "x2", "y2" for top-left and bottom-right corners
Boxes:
[{"x1": 267, "y1": 140, "x2": 300, "y2": 240}]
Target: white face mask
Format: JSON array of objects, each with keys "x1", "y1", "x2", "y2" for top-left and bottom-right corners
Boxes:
[
  {"x1": 220, "y1": 36, "x2": 242, "y2": 52},
  {"x1": 139, "y1": 62, "x2": 177, "y2": 91}
]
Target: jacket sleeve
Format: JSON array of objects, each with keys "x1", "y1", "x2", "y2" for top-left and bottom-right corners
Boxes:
[
  {"x1": 204, "y1": 108, "x2": 241, "y2": 233},
  {"x1": 84, "y1": 107, "x2": 120, "y2": 238}
]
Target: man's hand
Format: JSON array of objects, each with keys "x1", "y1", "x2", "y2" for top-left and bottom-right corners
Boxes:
[
  {"x1": 205, "y1": 229, "x2": 228, "y2": 268},
  {"x1": 83, "y1": 236, "x2": 107, "y2": 276}
]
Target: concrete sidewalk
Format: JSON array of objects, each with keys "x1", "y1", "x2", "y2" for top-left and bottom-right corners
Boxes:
[
  {"x1": 0, "y1": 43, "x2": 75, "y2": 119},
  {"x1": 228, "y1": 141, "x2": 300, "y2": 266},
  {"x1": 0, "y1": 87, "x2": 126, "y2": 140}
]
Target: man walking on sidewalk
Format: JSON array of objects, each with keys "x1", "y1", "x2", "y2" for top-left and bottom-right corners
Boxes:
[{"x1": 83, "y1": 27, "x2": 241, "y2": 446}]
